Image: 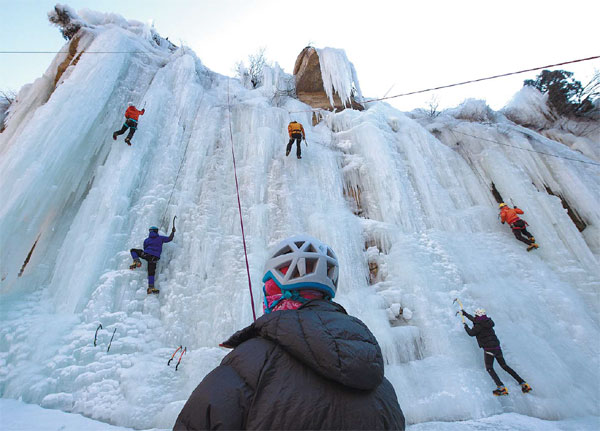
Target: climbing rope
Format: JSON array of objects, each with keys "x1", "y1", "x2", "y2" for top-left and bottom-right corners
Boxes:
[
  {"x1": 360, "y1": 55, "x2": 600, "y2": 104},
  {"x1": 288, "y1": 55, "x2": 599, "y2": 113},
  {"x1": 452, "y1": 129, "x2": 600, "y2": 166},
  {"x1": 226, "y1": 78, "x2": 257, "y2": 322},
  {"x1": 159, "y1": 95, "x2": 205, "y2": 230}
]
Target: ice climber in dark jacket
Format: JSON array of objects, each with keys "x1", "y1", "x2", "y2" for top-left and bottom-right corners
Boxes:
[
  {"x1": 461, "y1": 308, "x2": 532, "y2": 396},
  {"x1": 174, "y1": 234, "x2": 405, "y2": 430},
  {"x1": 129, "y1": 225, "x2": 175, "y2": 294}
]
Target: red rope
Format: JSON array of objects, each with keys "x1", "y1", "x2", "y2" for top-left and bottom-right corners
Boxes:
[{"x1": 227, "y1": 79, "x2": 257, "y2": 322}]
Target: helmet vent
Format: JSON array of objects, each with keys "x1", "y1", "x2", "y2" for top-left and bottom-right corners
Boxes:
[
  {"x1": 327, "y1": 261, "x2": 337, "y2": 284},
  {"x1": 294, "y1": 241, "x2": 305, "y2": 249},
  {"x1": 305, "y1": 258, "x2": 318, "y2": 274},
  {"x1": 327, "y1": 247, "x2": 335, "y2": 258},
  {"x1": 273, "y1": 245, "x2": 293, "y2": 258},
  {"x1": 290, "y1": 265, "x2": 301, "y2": 279},
  {"x1": 306, "y1": 244, "x2": 318, "y2": 253}
]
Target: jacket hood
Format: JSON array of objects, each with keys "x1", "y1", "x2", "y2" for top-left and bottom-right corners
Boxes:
[
  {"x1": 475, "y1": 316, "x2": 494, "y2": 328},
  {"x1": 222, "y1": 300, "x2": 384, "y2": 390}
]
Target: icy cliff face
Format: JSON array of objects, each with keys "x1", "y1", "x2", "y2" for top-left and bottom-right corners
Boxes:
[
  {"x1": 1, "y1": 7, "x2": 599, "y2": 430},
  {"x1": 316, "y1": 47, "x2": 363, "y2": 107}
]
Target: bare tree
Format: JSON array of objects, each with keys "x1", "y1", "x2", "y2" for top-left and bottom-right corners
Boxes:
[
  {"x1": 0, "y1": 89, "x2": 16, "y2": 105},
  {"x1": 426, "y1": 95, "x2": 440, "y2": 118},
  {"x1": 576, "y1": 69, "x2": 600, "y2": 116},
  {"x1": 1, "y1": 89, "x2": 17, "y2": 132},
  {"x1": 236, "y1": 47, "x2": 270, "y2": 89}
]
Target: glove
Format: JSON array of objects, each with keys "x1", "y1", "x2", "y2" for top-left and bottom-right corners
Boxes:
[
  {"x1": 501, "y1": 221, "x2": 505, "y2": 224},
  {"x1": 141, "y1": 109, "x2": 145, "y2": 114},
  {"x1": 172, "y1": 227, "x2": 176, "y2": 233},
  {"x1": 464, "y1": 323, "x2": 469, "y2": 329}
]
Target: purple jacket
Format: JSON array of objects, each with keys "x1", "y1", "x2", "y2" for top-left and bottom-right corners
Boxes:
[{"x1": 143, "y1": 230, "x2": 174, "y2": 258}]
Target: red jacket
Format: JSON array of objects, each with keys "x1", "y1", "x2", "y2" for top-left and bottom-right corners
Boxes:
[
  {"x1": 500, "y1": 207, "x2": 524, "y2": 225},
  {"x1": 125, "y1": 106, "x2": 145, "y2": 121}
]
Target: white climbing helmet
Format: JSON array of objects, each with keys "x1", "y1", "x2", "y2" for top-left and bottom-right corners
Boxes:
[
  {"x1": 475, "y1": 308, "x2": 486, "y2": 316},
  {"x1": 127, "y1": 101, "x2": 134, "y2": 107},
  {"x1": 262, "y1": 234, "x2": 339, "y2": 299}
]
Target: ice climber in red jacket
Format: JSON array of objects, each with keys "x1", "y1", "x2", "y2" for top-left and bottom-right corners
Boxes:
[
  {"x1": 499, "y1": 203, "x2": 539, "y2": 251},
  {"x1": 113, "y1": 102, "x2": 145, "y2": 145}
]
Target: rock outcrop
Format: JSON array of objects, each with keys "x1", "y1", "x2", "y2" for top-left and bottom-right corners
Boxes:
[{"x1": 293, "y1": 47, "x2": 363, "y2": 111}]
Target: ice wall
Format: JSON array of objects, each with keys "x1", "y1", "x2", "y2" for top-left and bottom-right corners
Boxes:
[
  {"x1": 1, "y1": 7, "x2": 599, "y2": 430},
  {"x1": 316, "y1": 47, "x2": 363, "y2": 107}
]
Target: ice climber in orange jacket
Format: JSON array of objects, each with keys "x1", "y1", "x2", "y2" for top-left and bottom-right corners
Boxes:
[
  {"x1": 499, "y1": 203, "x2": 539, "y2": 251},
  {"x1": 286, "y1": 121, "x2": 305, "y2": 159},
  {"x1": 113, "y1": 102, "x2": 145, "y2": 145}
]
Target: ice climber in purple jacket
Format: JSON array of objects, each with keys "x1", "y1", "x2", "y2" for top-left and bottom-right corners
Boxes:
[{"x1": 129, "y1": 225, "x2": 175, "y2": 294}]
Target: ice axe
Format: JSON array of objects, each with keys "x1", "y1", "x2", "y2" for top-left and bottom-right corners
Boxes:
[
  {"x1": 170, "y1": 215, "x2": 177, "y2": 233},
  {"x1": 453, "y1": 298, "x2": 465, "y2": 323},
  {"x1": 303, "y1": 138, "x2": 308, "y2": 147},
  {"x1": 94, "y1": 323, "x2": 103, "y2": 346}
]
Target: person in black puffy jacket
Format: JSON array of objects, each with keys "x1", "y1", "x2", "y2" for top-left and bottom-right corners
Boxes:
[
  {"x1": 173, "y1": 235, "x2": 405, "y2": 430},
  {"x1": 461, "y1": 308, "x2": 531, "y2": 395}
]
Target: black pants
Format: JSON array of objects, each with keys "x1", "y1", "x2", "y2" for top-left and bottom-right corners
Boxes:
[
  {"x1": 130, "y1": 249, "x2": 159, "y2": 285},
  {"x1": 484, "y1": 349, "x2": 524, "y2": 386},
  {"x1": 114, "y1": 119, "x2": 137, "y2": 140},
  {"x1": 511, "y1": 220, "x2": 534, "y2": 245},
  {"x1": 286, "y1": 133, "x2": 303, "y2": 157}
]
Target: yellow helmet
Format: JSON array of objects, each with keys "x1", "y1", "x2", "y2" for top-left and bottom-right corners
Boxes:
[{"x1": 499, "y1": 203, "x2": 507, "y2": 208}]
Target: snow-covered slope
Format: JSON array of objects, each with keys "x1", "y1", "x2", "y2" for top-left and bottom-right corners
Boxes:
[{"x1": 1, "y1": 7, "x2": 599, "y2": 430}]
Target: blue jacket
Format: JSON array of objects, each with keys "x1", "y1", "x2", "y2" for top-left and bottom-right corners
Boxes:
[{"x1": 143, "y1": 230, "x2": 174, "y2": 258}]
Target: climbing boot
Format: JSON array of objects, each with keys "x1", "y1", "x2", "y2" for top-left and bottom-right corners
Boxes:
[
  {"x1": 112, "y1": 132, "x2": 118, "y2": 141},
  {"x1": 147, "y1": 285, "x2": 160, "y2": 294},
  {"x1": 493, "y1": 386, "x2": 508, "y2": 396},
  {"x1": 527, "y1": 243, "x2": 539, "y2": 252},
  {"x1": 129, "y1": 259, "x2": 141, "y2": 270},
  {"x1": 297, "y1": 154, "x2": 302, "y2": 159},
  {"x1": 285, "y1": 148, "x2": 290, "y2": 156},
  {"x1": 125, "y1": 137, "x2": 132, "y2": 146},
  {"x1": 521, "y1": 382, "x2": 532, "y2": 393}
]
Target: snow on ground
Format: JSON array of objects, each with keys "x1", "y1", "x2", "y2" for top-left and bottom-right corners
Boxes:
[
  {"x1": 0, "y1": 398, "x2": 138, "y2": 431},
  {"x1": 1, "y1": 398, "x2": 597, "y2": 431},
  {"x1": 1, "y1": 6, "x2": 599, "y2": 430}
]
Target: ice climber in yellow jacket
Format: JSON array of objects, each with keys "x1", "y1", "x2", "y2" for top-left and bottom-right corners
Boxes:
[{"x1": 287, "y1": 121, "x2": 305, "y2": 159}]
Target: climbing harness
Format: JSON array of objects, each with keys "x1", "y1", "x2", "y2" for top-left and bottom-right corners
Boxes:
[
  {"x1": 94, "y1": 324, "x2": 103, "y2": 346},
  {"x1": 168, "y1": 345, "x2": 186, "y2": 370},
  {"x1": 227, "y1": 78, "x2": 257, "y2": 322},
  {"x1": 107, "y1": 328, "x2": 116, "y2": 353}
]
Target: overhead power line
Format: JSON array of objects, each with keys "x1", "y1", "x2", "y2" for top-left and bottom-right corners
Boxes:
[{"x1": 452, "y1": 129, "x2": 600, "y2": 167}]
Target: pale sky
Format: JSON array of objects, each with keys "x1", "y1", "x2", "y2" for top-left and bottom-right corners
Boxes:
[{"x1": 1, "y1": 0, "x2": 598, "y2": 112}]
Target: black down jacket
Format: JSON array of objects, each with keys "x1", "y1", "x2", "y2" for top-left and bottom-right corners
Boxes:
[
  {"x1": 463, "y1": 311, "x2": 500, "y2": 349},
  {"x1": 174, "y1": 299, "x2": 405, "y2": 430}
]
